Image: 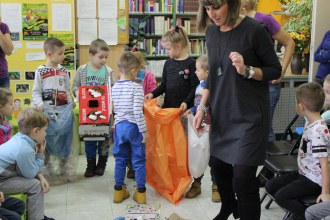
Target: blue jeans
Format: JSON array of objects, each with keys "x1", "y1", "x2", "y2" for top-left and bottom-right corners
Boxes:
[
  {"x1": 0, "y1": 76, "x2": 9, "y2": 88},
  {"x1": 85, "y1": 141, "x2": 109, "y2": 159},
  {"x1": 269, "y1": 83, "x2": 281, "y2": 142},
  {"x1": 0, "y1": 195, "x2": 25, "y2": 220},
  {"x1": 113, "y1": 120, "x2": 146, "y2": 189}
]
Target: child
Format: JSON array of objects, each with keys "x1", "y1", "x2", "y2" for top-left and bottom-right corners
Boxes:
[
  {"x1": 145, "y1": 26, "x2": 199, "y2": 112},
  {"x1": 0, "y1": 88, "x2": 26, "y2": 220},
  {"x1": 0, "y1": 88, "x2": 13, "y2": 144},
  {"x1": 125, "y1": 50, "x2": 157, "y2": 179},
  {"x1": 0, "y1": 108, "x2": 53, "y2": 220},
  {"x1": 183, "y1": 54, "x2": 221, "y2": 202},
  {"x1": 72, "y1": 38, "x2": 115, "y2": 177},
  {"x1": 112, "y1": 51, "x2": 149, "y2": 204},
  {"x1": 32, "y1": 37, "x2": 74, "y2": 179},
  {"x1": 265, "y1": 82, "x2": 330, "y2": 220}
]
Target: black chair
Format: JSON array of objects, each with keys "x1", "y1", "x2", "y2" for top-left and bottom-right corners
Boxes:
[
  {"x1": 258, "y1": 114, "x2": 301, "y2": 187},
  {"x1": 260, "y1": 135, "x2": 302, "y2": 208}
]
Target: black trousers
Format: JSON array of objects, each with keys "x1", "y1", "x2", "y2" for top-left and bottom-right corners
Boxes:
[
  {"x1": 265, "y1": 172, "x2": 321, "y2": 220},
  {"x1": 211, "y1": 156, "x2": 260, "y2": 220},
  {"x1": 0, "y1": 195, "x2": 25, "y2": 220}
]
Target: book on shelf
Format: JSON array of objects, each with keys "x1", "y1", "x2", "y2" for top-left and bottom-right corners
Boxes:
[{"x1": 184, "y1": 0, "x2": 199, "y2": 12}]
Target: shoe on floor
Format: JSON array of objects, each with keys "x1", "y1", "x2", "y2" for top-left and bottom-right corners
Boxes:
[
  {"x1": 126, "y1": 168, "x2": 135, "y2": 179},
  {"x1": 43, "y1": 215, "x2": 55, "y2": 220},
  {"x1": 211, "y1": 184, "x2": 221, "y2": 203},
  {"x1": 133, "y1": 190, "x2": 146, "y2": 204},
  {"x1": 185, "y1": 181, "x2": 201, "y2": 199},
  {"x1": 113, "y1": 185, "x2": 130, "y2": 203}
]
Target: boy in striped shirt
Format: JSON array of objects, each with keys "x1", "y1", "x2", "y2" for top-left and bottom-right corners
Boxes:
[{"x1": 112, "y1": 51, "x2": 150, "y2": 204}]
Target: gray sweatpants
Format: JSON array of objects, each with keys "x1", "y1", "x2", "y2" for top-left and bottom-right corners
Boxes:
[
  {"x1": 305, "y1": 201, "x2": 330, "y2": 220},
  {"x1": 0, "y1": 176, "x2": 44, "y2": 220}
]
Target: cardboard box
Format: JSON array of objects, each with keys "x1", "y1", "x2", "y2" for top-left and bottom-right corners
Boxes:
[
  {"x1": 125, "y1": 204, "x2": 161, "y2": 220},
  {"x1": 79, "y1": 86, "x2": 110, "y2": 125},
  {"x1": 78, "y1": 86, "x2": 111, "y2": 140}
]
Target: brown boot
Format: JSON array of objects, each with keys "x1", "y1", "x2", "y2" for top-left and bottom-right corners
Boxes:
[
  {"x1": 94, "y1": 156, "x2": 108, "y2": 176},
  {"x1": 113, "y1": 185, "x2": 130, "y2": 203},
  {"x1": 84, "y1": 158, "x2": 96, "y2": 177},
  {"x1": 133, "y1": 189, "x2": 146, "y2": 204},
  {"x1": 185, "y1": 181, "x2": 201, "y2": 198},
  {"x1": 212, "y1": 184, "x2": 221, "y2": 203}
]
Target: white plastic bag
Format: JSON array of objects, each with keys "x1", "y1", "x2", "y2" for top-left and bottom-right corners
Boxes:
[{"x1": 187, "y1": 114, "x2": 210, "y2": 178}]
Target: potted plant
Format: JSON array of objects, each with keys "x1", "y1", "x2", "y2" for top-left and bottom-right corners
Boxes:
[{"x1": 284, "y1": 0, "x2": 312, "y2": 73}]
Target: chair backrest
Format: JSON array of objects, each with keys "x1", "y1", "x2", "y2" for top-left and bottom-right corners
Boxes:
[{"x1": 280, "y1": 114, "x2": 300, "y2": 141}]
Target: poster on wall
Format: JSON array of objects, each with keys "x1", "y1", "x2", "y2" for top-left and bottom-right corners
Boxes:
[
  {"x1": 50, "y1": 34, "x2": 75, "y2": 70},
  {"x1": 22, "y1": 4, "x2": 48, "y2": 40}
]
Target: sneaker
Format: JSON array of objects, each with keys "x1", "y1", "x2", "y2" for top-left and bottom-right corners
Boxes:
[
  {"x1": 211, "y1": 184, "x2": 221, "y2": 203},
  {"x1": 185, "y1": 181, "x2": 201, "y2": 199},
  {"x1": 113, "y1": 186, "x2": 130, "y2": 203},
  {"x1": 43, "y1": 215, "x2": 55, "y2": 220},
  {"x1": 133, "y1": 190, "x2": 146, "y2": 204}
]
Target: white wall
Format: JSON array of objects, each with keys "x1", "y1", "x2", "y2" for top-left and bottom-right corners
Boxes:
[{"x1": 309, "y1": 0, "x2": 330, "y2": 81}]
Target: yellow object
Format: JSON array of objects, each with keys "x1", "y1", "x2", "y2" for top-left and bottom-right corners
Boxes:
[
  {"x1": 133, "y1": 190, "x2": 147, "y2": 204},
  {"x1": 113, "y1": 186, "x2": 130, "y2": 203}
]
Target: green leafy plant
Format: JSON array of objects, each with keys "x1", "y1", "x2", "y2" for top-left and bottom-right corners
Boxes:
[
  {"x1": 284, "y1": 0, "x2": 312, "y2": 54},
  {"x1": 127, "y1": 16, "x2": 150, "y2": 52}
]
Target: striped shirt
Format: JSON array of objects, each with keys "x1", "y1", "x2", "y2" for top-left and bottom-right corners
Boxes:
[{"x1": 112, "y1": 80, "x2": 147, "y2": 133}]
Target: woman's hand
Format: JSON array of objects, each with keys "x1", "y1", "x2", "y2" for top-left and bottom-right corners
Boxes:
[
  {"x1": 193, "y1": 110, "x2": 204, "y2": 130},
  {"x1": 229, "y1": 52, "x2": 245, "y2": 76}
]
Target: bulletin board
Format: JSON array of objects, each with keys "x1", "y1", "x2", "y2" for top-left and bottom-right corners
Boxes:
[{"x1": 1, "y1": 0, "x2": 75, "y2": 117}]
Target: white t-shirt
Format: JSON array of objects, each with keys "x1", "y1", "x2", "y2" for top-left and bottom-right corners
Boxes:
[{"x1": 298, "y1": 119, "x2": 330, "y2": 186}]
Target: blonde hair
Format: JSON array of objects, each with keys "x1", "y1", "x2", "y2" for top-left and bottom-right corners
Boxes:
[
  {"x1": 132, "y1": 51, "x2": 146, "y2": 68},
  {"x1": 162, "y1": 26, "x2": 189, "y2": 52},
  {"x1": 324, "y1": 74, "x2": 330, "y2": 84},
  {"x1": 196, "y1": 54, "x2": 209, "y2": 71},
  {"x1": 89, "y1": 38, "x2": 109, "y2": 55},
  {"x1": 296, "y1": 82, "x2": 325, "y2": 112},
  {"x1": 197, "y1": 0, "x2": 241, "y2": 32},
  {"x1": 240, "y1": 0, "x2": 256, "y2": 11},
  {"x1": 18, "y1": 108, "x2": 49, "y2": 135},
  {"x1": 0, "y1": 88, "x2": 12, "y2": 107},
  {"x1": 117, "y1": 51, "x2": 142, "y2": 75},
  {"x1": 44, "y1": 37, "x2": 65, "y2": 53}
]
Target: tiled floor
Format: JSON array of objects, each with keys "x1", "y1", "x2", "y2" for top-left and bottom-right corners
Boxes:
[{"x1": 44, "y1": 155, "x2": 286, "y2": 220}]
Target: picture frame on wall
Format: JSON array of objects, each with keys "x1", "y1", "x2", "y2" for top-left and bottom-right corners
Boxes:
[
  {"x1": 25, "y1": 71, "x2": 35, "y2": 80},
  {"x1": 9, "y1": 71, "x2": 21, "y2": 80},
  {"x1": 15, "y1": 83, "x2": 30, "y2": 94}
]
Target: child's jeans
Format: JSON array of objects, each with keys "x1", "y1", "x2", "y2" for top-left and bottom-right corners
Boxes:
[
  {"x1": 85, "y1": 141, "x2": 110, "y2": 159},
  {"x1": 113, "y1": 120, "x2": 146, "y2": 189}
]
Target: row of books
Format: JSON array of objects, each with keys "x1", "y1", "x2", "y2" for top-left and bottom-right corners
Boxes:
[
  {"x1": 129, "y1": 17, "x2": 198, "y2": 36},
  {"x1": 129, "y1": 0, "x2": 199, "y2": 13},
  {"x1": 135, "y1": 38, "x2": 207, "y2": 56}
]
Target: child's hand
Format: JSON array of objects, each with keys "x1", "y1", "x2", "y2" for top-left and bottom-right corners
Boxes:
[
  {"x1": 142, "y1": 131, "x2": 150, "y2": 143},
  {"x1": 37, "y1": 173, "x2": 50, "y2": 193},
  {"x1": 145, "y1": 93, "x2": 153, "y2": 101},
  {"x1": 317, "y1": 193, "x2": 330, "y2": 203},
  {"x1": 37, "y1": 140, "x2": 46, "y2": 154},
  {"x1": 180, "y1": 102, "x2": 187, "y2": 113},
  {"x1": 183, "y1": 109, "x2": 192, "y2": 117}
]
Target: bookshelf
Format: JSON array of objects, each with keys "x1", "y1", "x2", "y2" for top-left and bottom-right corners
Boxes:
[{"x1": 128, "y1": 0, "x2": 205, "y2": 77}]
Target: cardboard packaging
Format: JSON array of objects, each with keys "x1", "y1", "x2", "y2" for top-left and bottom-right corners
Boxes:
[{"x1": 125, "y1": 204, "x2": 161, "y2": 220}]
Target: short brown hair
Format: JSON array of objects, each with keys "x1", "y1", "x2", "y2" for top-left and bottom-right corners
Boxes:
[
  {"x1": 197, "y1": 0, "x2": 241, "y2": 32},
  {"x1": 18, "y1": 108, "x2": 49, "y2": 135},
  {"x1": 296, "y1": 82, "x2": 325, "y2": 112},
  {"x1": 117, "y1": 51, "x2": 141, "y2": 75},
  {"x1": 240, "y1": 0, "x2": 257, "y2": 11},
  {"x1": 0, "y1": 88, "x2": 12, "y2": 107},
  {"x1": 196, "y1": 54, "x2": 209, "y2": 71},
  {"x1": 89, "y1": 38, "x2": 109, "y2": 55},
  {"x1": 44, "y1": 37, "x2": 65, "y2": 53}
]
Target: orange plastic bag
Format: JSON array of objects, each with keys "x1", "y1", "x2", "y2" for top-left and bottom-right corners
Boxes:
[{"x1": 144, "y1": 99, "x2": 192, "y2": 204}]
